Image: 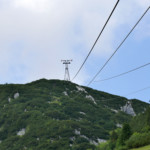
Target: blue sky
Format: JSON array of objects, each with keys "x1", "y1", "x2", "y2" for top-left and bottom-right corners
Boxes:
[{"x1": 0, "y1": 0, "x2": 150, "y2": 102}]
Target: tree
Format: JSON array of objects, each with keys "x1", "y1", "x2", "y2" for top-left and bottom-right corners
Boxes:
[
  {"x1": 109, "y1": 130, "x2": 118, "y2": 150},
  {"x1": 119, "y1": 123, "x2": 132, "y2": 145},
  {"x1": 146, "y1": 107, "x2": 150, "y2": 126},
  {"x1": 110, "y1": 130, "x2": 118, "y2": 142}
]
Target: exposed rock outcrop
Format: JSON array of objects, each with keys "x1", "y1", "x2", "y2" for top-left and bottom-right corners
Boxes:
[
  {"x1": 86, "y1": 95, "x2": 97, "y2": 104},
  {"x1": 63, "y1": 91, "x2": 68, "y2": 96},
  {"x1": 14, "y1": 92, "x2": 19, "y2": 99},
  {"x1": 17, "y1": 128, "x2": 26, "y2": 136},
  {"x1": 8, "y1": 97, "x2": 11, "y2": 102},
  {"x1": 116, "y1": 123, "x2": 122, "y2": 128},
  {"x1": 76, "y1": 86, "x2": 87, "y2": 93},
  {"x1": 121, "y1": 101, "x2": 136, "y2": 116}
]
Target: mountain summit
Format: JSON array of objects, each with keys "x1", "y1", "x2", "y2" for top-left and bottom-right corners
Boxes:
[{"x1": 0, "y1": 79, "x2": 148, "y2": 150}]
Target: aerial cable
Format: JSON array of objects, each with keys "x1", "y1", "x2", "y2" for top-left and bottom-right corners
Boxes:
[
  {"x1": 126, "y1": 86, "x2": 150, "y2": 96},
  {"x1": 87, "y1": 7, "x2": 150, "y2": 86},
  {"x1": 94, "y1": 86, "x2": 150, "y2": 103},
  {"x1": 94, "y1": 62, "x2": 150, "y2": 82},
  {"x1": 71, "y1": 0, "x2": 120, "y2": 81}
]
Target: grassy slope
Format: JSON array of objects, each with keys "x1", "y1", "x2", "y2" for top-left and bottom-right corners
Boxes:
[{"x1": 130, "y1": 145, "x2": 150, "y2": 150}]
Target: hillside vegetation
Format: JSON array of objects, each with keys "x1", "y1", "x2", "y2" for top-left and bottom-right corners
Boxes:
[
  {"x1": 0, "y1": 79, "x2": 148, "y2": 150},
  {"x1": 97, "y1": 106, "x2": 150, "y2": 150},
  {"x1": 130, "y1": 145, "x2": 150, "y2": 150}
]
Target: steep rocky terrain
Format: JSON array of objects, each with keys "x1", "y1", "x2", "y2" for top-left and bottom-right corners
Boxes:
[{"x1": 0, "y1": 79, "x2": 149, "y2": 150}]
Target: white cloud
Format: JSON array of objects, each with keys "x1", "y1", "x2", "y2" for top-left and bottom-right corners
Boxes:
[
  {"x1": 136, "y1": 0, "x2": 150, "y2": 8},
  {"x1": 0, "y1": 0, "x2": 149, "y2": 84},
  {"x1": 13, "y1": 0, "x2": 52, "y2": 13}
]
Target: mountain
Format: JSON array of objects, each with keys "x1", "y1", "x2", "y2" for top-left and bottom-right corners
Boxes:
[{"x1": 0, "y1": 79, "x2": 149, "y2": 150}]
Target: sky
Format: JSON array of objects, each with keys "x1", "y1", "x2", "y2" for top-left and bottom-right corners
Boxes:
[{"x1": 0, "y1": 0, "x2": 150, "y2": 102}]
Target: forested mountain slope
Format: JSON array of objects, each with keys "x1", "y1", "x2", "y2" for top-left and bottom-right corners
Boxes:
[{"x1": 0, "y1": 79, "x2": 148, "y2": 150}]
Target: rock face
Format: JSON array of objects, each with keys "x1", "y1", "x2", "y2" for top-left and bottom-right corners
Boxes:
[
  {"x1": 86, "y1": 95, "x2": 97, "y2": 104},
  {"x1": 74, "y1": 129, "x2": 106, "y2": 145},
  {"x1": 116, "y1": 123, "x2": 122, "y2": 128},
  {"x1": 63, "y1": 91, "x2": 68, "y2": 96},
  {"x1": 121, "y1": 101, "x2": 136, "y2": 116},
  {"x1": 90, "y1": 139, "x2": 106, "y2": 145},
  {"x1": 17, "y1": 128, "x2": 26, "y2": 136},
  {"x1": 110, "y1": 109, "x2": 118, "y2": 113},
  {"x1": 74, "y1": 129, "x2": 80, "y2": 135},
  {"x1": 79, "y1": 112, "x2": 86, "y2": 115},
  {"x1": 76, "y1": 86, "x2": 87, "y2": 93},
  {"x1": 8, "y1": 97, "x2": 11, "y2": 102},
  {"x1": 14, "y1": 93, "x2": 19, "y2": 99}
]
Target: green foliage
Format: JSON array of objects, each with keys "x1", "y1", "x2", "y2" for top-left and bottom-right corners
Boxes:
[
  {"x1": 115, "y1": 145, "x2": 128, "y2": 150},
  {"x1": 97, "y1": 106, "x2": 150, "y2": 150},
  {"x1": 119, "y1": 123, "x2": 132, "y2": 145},
  {"x1": 126, "y1": 132, "x2": 150, "y2": 149},
  {"x1": 0, "y1": 79, "x2": 148, "y2": 150},
  {"x1": 131, "y1": 99, "x2": 149, "y2": 114},
  {"x1": 110, "y1": 131, "x2": 118, "y2": 143},
  {"x1": 146, "y1": 107, "x2": 150, "y2": 126},
  {"x1": 97, "y1": 142, "x2": 110, "y2": 150},
  {"x1": 130, "y1": 145, "x2": 150, "y2": 150},
  {"x1": 130, "y1": 107, "x2": 150, "y2": 133}
]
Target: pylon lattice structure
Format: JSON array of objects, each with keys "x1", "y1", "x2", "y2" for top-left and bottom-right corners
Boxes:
[{"x1": 61, "y1": 60, "x2": 72, "y2": 81}]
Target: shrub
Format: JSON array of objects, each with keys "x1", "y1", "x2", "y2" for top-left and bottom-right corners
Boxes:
[
  {"x1": 126, "y1": 132, "x2": 150, "y2": 148},
  {"x1": 115, "y1": 145, "x2": 128, "y2": 150},
  {"x1": 97, "y1": 142, "x2": 110, "y2": 150}
]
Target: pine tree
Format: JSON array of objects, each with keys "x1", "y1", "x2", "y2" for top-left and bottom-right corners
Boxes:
[{"x1": 119, "y1": 123, "x2": 132, "y2": 145}]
